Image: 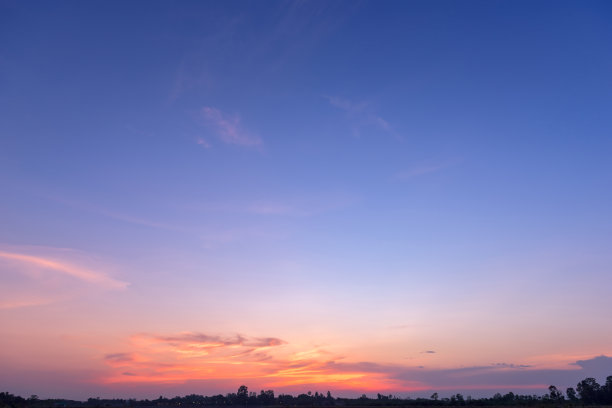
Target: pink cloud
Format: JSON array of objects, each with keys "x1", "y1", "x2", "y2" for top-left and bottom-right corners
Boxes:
[
  {"x1": 0, "y1": 250, "x2": 128, "y2": 290},
  {"x1": 201, "y1": 107, "x2": 262, "y2": 147},
  {"x1": 0, "y1": 245, "x2": 129, "y2": 309}
]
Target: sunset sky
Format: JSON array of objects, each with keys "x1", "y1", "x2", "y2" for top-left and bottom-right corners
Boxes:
[{"x1": 1, "y1": 0, "x2": 612, "y2": 400}]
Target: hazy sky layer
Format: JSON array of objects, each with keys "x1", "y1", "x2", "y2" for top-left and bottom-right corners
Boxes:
[{"x1": 1, "y1": 0, "x2": 612, "y2": 400}]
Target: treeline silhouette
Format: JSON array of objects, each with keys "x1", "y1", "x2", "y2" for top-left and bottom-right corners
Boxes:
[{"x1": 2, "y1": 376, "x2": 612, "y2": 408}]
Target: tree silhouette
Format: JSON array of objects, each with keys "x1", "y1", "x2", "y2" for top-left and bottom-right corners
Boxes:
[
  {"x1": 566, "y1": 387, "x2": 577, "y2": 401},
  {"x1": 577, "y1": 377, "x2": 601, "y2": 403},
  {"x1": 236, "y1": 386, "x2": 248, "y2": 407},
  {"x1": 7, "y1": 373, "x2": 612, "y2": 408},
  {"x1": 548, "y1": 385, "x2": 563, "y2": 401}
]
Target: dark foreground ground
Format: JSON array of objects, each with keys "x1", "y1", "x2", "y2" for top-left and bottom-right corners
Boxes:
[{"x1": 4, "y1": 403, "x2": 612, "y2": 408}]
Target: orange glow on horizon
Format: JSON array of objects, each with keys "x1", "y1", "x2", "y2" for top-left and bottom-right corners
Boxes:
[{"x1": 99, "y1": 330, "x2": 574, "y2": 395}]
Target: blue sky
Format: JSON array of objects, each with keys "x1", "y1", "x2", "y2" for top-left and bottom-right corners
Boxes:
[{"x1": 1, "y1": 0, "x2": 612, "y2": 399}]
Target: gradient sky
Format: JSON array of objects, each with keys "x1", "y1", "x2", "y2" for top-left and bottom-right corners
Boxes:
[{"x1": 1, "y1": 0, "x2": 612, "y2": 400}]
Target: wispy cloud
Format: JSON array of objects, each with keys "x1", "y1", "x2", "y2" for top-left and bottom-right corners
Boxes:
[
  {"x1": 0, "y1": 245, "x2": 128, "y2": 309},
  {"x1": 0, "y1": 250, "x2": 128, "y2": 290},
  {"x1": 201, "y1": 106, "x2": 262, "y2": 147},
  {"x1": 325, "y1": 96, "x2": 398, "y2": 139},
  {"x1": 151, "y1": 332, "x2": 286, "y2": 353},
  {"x1": 105, "y1": 353, "x2": 136, "y2": 364},
  {"x1": 326, "y1": 96, "x2": 368, "y2": 113},
  {"x1": 492, "y1": 363, "x2": 532, "y2": 368}
]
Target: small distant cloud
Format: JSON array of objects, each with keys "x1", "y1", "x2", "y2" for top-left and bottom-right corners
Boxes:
[
  {"x1": 325, "y1": 95, "x2": 398, "y2": 139},
  {"x1": 422, "y1": 350, "x2": 436, "y2": 354},
  {"x1": 492, "y1": 363, "x2": 532, "y2": 369},
  {"x1": 196, "y1": 137, "x2": 211, "y2": 149},
  {"x1": 201, "y1": 106, "x2": 262, "y2": 147},
  {"x1": 105, "y1": 353, "x2": 135, "y2": 363},
  {"x1": 152, "y1": 332, "x2": 286, "y2": 350},
  {"x1": 254, "y1": 337, "x2": 285, "y2": 347},
  {"x1": 326, "y1": 96, "x2": 368, "y2": 113}
]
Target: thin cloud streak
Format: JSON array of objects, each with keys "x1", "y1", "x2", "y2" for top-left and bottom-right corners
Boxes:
[
  {"x1": 0, "y1": 250, "x2": 128, "y2": 290},
  {"x1": 0, "y1": 298, "x2": 55, "y2": 310},
  {"x1": 151, "y1": 332, "x2": 286, "y2": 351},
  {"x1": 201, "y1": 106, "x2": 262, "y2": 147}
]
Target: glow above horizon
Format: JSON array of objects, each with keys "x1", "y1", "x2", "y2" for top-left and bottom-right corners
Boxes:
[{"x1": 1, "y1": 0, "x2": 612, "y2": 400}]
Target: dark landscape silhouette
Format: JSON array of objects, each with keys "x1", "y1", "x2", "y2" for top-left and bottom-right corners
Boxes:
[{"x1": 3, "y1": 376, "x2": 612, "y2": 408}]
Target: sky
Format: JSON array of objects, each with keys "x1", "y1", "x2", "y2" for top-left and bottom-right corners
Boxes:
[{"x1": 1, "y1": 0, "x2": 612, "y2": 400}]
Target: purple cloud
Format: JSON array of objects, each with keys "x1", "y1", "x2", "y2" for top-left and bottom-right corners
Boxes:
[{"x1": 201, "y1": 107, "x2": 262, "y2": 147}]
